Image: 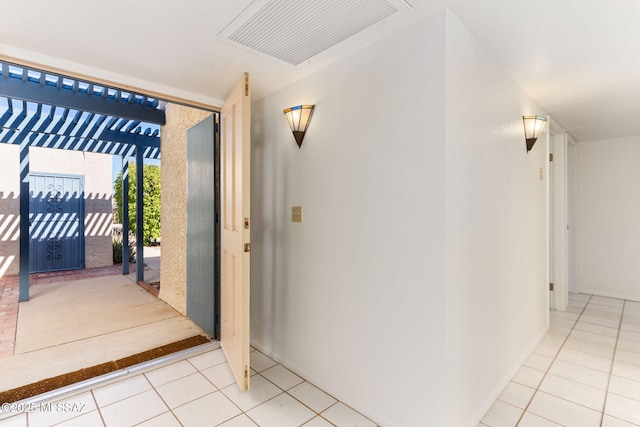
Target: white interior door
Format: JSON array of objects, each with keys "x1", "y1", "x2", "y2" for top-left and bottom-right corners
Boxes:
[
  {"x1": 567, "y1": 141, "x2": 578, "y2": 293},
  {"x1": 550, "y1": 133, "x2": 569, "y2": 310},
  {"x1": 549, "y1": 140, "x2": 555, "y2": 309},
  {"x1": 220, "y1": 73, "x2": 251, "y2": 390}
]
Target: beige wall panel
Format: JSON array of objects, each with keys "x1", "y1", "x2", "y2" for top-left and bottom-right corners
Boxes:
[
  {"x1": 159, "y1": 103, "x2": 211, "y2": 315},
  {"x1": 0, "y1": 145, "x2": 20, "y2": 277}
]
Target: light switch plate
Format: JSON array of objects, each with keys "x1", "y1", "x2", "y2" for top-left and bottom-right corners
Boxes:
[{"x1": 292, "y1": 206, "x2": 303, "y2": 222}]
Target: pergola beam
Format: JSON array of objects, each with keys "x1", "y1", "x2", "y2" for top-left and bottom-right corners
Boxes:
[
  {"x1": 0, "y1": 65, "x2": 166, "y2": 125},
  {"x1": 1, "y1": 126, "x2": 160, "y2": 159},
  {"x1": 98, "y1": 128, "x2": 160, "y2": 147}
]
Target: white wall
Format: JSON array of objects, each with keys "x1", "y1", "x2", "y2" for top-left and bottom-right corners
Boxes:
[
  {"x1": 251, "y1": 11, "x2": 447, "y2": 427},
  {"x1": 444, "y1": 12, "x2": 549, "y2": 425},
  {"x1": 251, "y1": 9, "x2": 549, "y2": 427},
  {"x1": 577, "y1": 137, "x2": 640, "y2": 300}
]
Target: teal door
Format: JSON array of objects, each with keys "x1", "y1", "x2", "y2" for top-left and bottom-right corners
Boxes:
[
  {"x1": 186, "y1": 115, "x2": 217, "y2": 337},
  {"x1": 29, "y1": 174, "x2": 84, "y2": 273}
]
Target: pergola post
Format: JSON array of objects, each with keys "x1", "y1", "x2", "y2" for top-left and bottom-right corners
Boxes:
[
  {"x1": 122, "y1": 158, "x2": 130, "y2": 275},
  {"x1": 136, "y1": 145, "x2": 144, "y2": 283},
  {"x1": 18, "y1": 140, "x2": 30, "y2": 302}
]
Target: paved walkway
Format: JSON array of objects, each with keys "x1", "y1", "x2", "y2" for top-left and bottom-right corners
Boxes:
[
  {"x1": 0, "y1": 278, "x2": 19, "y2": 358},
  {"x1": 1, "y1": 274, "x2": 206, "y2": 393},
  {"x1": 0, "y1": 264, "x2": 145, "y2": 359},
  {"x1": 0, "y1": 247, "x2": 161, "y2": 359}
]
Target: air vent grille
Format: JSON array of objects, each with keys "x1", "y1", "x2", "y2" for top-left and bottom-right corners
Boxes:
[{"x1": 224, "y1": 0, "x2": 398, "y2": 66}]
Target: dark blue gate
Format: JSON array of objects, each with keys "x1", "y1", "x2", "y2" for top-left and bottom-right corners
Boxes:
[{"x1": 29, "y1": 174, "x2": 84, "y2": 273}]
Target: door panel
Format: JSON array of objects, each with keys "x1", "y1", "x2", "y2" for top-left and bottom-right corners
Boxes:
[
  {"x1": 221, "y1": 73, "x2": 251, "y2": 390},
  {"x1": 186, "y1": 114, "x2": 216, "y2": 337},
  {"x1": 29, "y1": 174, "x2": 84, "y2": 273},
  {"x1": 550, "y1": 133, "x2": 569, "y2": 310}
]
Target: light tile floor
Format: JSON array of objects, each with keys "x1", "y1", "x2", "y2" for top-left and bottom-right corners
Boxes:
[
  {"x1": 6, "y1": 291, "x2": 637, "y2": 427},
  {"x1": 481, "y1": 293, "x2": 640, "y2": 427},
  {"x1": 0, "y1": 347, "x2": 378, "y2": 427}
]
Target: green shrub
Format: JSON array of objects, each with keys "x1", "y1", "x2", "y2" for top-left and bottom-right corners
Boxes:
[
  {"x1": 114, "y1": 163, "x2": 161, "y2": 244},
  {"x1": 113, "y1": 236, "x2": 136, "y2": 264}
]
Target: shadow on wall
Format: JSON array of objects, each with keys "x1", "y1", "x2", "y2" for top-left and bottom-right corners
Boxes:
[
  {"x1": 84, "y1": 193, "x2": 113, "y2": 238},
  {"x1": 0, "y1": 192, "x2": 19, "y2": 276},
  {"x1": 0, "y1": 191, "x2": 114, "y2": 277}
]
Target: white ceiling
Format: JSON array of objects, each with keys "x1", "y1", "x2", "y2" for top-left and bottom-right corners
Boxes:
[{"x1": 0, "y1": 0, "x2": 638, "y2": 142}]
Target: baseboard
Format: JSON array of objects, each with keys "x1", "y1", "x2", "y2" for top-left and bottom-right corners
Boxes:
[
  {"x1": 253, "y1": 330, "x2": 551, "y2": 427},
  {"x1": 578, "y1": 288, "x2": 640, "y2": 303}
]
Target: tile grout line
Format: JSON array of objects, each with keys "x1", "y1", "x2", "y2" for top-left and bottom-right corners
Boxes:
[
  {"x1": 162, "y1": 356, "x2": 305, "y2": 426},
  {"x1": 90, "y1": 389, "x2": 107, "y2": 427},
  {"x1": 96, "y1": 357, "x2": 215, "y2": 425},
  {"x1": 237, "y1": 364, "x2": 369, "y2": 426},
  {"x1": 11, "y1": 291, "x2": 18, "y2": 358},
  {"x1": 514, "y1": 294, "x2": 592, "y2": 426},
  {"x1": 147, "y1": 378, "x2": 177, "y2": 425},
  {"x1": 173, "y1": 355, "x2": 246, "y2": 425},
  {"x1": 599, "y1": 298, "x2": 626, "y2": 427},
  {"x1": 250, "y1": 356, "x2": 370, "y2": 426},
  {"x1": 63, "y1": 354, "x2": 246, "y2": 425},
  {"x1": 256, "y1": 367, "x2": 369, "y2": 427},
  {"x1": 11, "y1": 348, "x2": 375, "y2": 427},
  {"x1": 257, "y1": 371, "x2": 321, "y2": 419}
]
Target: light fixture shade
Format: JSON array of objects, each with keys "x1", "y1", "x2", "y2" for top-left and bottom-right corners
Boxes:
[
  {"x1": 284, "y1": 105, "x2": 314, "y2": 148},
  {"x1": 522, "y1": 115, "x2": 548, "y2": 151}
]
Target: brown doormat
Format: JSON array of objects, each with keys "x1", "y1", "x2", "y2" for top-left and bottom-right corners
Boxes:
[{"x1": 0, "y1": 335, "x2": 211, "y2": 405}]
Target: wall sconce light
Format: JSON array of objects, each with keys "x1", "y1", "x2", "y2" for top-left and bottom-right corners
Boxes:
[
  {"x1": 522, "y1": 115, "x2": 548, "y2": 152},
  {"x1": 283, "y1": 105, "x2": 314, "y2": 148}
]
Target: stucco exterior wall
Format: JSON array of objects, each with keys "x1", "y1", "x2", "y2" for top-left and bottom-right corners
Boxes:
[
  {"x1": 0, "y1": 145, "x2": 20, "y2": 277},
  {"x1": 158, "y1": 103, "x2": 211, "y2": 315},
  {"x1": 0, "y1": 145, "x2": 113, "y2": 278}
]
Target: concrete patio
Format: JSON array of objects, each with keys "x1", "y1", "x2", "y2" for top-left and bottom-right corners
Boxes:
[{"x1": 0, "y1": 254, "x2": 207, "y2": 394}]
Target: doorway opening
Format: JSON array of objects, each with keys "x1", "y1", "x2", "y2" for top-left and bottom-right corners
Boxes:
[
  {"x1": 0, "y1": 59, "x2": 222, "y2": 398},
  {"x1": 29, "y1": 173, "x2": 85, "y2": 273}
]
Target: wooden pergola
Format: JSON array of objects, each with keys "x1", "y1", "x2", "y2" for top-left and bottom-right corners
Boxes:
[{"x1": 0, "y1": 61, "x2": 165, "y2": 302}]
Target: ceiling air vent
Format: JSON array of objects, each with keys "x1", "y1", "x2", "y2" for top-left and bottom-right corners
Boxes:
[{"x1": 219, "y1": 0, "x2": 401, "y2": 66}]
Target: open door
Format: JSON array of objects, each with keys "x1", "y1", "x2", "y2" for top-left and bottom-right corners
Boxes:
[
  {"x1": 186, "y1": 114, "x2": 216, "y2": 337},
  {"x1": 550, "y1": 133, "x2": 569, "y2": 311},
  {"x1": 220, "y1": 73, "x2": 251, "y2": 390}
]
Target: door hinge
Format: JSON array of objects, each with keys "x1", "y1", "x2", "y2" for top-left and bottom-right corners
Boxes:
[
  {"x1": 244, "y1": 243, "x2": 251, "y2": 253},
  {"x1": 244, "y1": 217, "x2": 250, "y2": 229},
  {"x1": 244, "y1": 365, "x2": 249, "y2": 388},
  {"x1": 549, "y1": 282, "x2": 554, "y2": 291},
  {"x1": 549, "y1": 153, "x2": 554, "y2": 162},
  {"x1": 244, "y1": 73, "x2": 249, "y2": 96}
]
